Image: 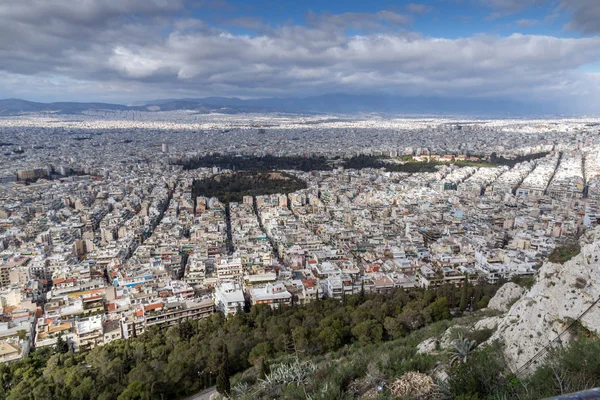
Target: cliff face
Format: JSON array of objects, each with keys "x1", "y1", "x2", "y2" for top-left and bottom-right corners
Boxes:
[{"x1": 490, "y1": 227, "x2": 600, "y2": 373}]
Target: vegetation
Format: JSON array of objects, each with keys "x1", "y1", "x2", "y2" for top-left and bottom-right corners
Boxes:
[
  {"x1": 232, "y1": 324, "x2": 600, "y2": 399},
  {"x1": 489, "y1": 151, "x2": 550, "y2": 167},
  {"x1": 548, "y1": 242, "x2": 581, "y2": 264},
  {"x1": 177, "y1": 154, "x2": 335, "y2": 172},
  {"x1": 511, "y1": 275, "x2": 537, "y2": 290},
  {"x1": 231, "y1": 321, "x2": 600, "y2": 399},
  {"x1": 176, "y1": 152, "x2": 550, "y2": 176},
  {"x1": 346, "y1": 155, "x2": 444, "y2": 173},
  {"x1": 216, "y1": 344, "x2": 231, "y2": 396},
  {"x1": 191, "y1": 171, "x2": 307, "y2": 204},
  {"x1": 0, "y1": 285, "x2": 498, "y2": 399},
  {"x1": 4, "y1": 279, "x2": 600, "y2": 399},
  {"x1": 452, "y1": 159, "x2": 499, "y2": 168},
  {"x1": 449, "y1": 335, "x2": 476, "y2": 365},
  {"x1": 446, "y1": 335, "x2": 600, "y2": 400},
  {"x1": 346, "y1": 155, "x2": 507, "y2": 173}
]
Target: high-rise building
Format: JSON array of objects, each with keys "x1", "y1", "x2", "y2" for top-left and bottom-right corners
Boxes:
[{"x1": 161, "y1": 143, "x2": 169, "y2": 153}]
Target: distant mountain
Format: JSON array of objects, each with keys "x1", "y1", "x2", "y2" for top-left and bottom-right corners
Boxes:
[
  {"x1": 0, "y1": 94, "x2": 561, "y2": 117},
  {"x1": 137, "y1": 94, "x2": 562, "y2": 116},
  {"x1": 0, "y1": 98, "x2": 282, "y2": 116},
  {"x1": 0, "y1": 98, "x2": 129, "y2": 116}
]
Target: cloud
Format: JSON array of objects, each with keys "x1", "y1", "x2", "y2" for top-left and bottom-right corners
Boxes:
[
  {"x1": 479, "y1": 0, "x2": 546, "y2": 13},
  {"x1": 224, "y1": 17, "x2": 269, "y2": 31},
  {"x1": 515, "y1": 19, "x2": 538, "y2": 27},
  {"x1": 305, "y1": 10, "x2": 411, "y2": 31},
  {"x1": 561, "y1": 0, "x2": 600, "y2": 34},
  {"x1": 0, "y1": 0, "x2": 184, "y2": 26},
  {"x1": 480, "y1": 0, "x2": 600, "y2": 34},
  {"x1": 0, "y1": 0, "x2": 599, "y2": 110},
  {"x1": 406, "y1": 3, "x2": 433, "y2": 15}
]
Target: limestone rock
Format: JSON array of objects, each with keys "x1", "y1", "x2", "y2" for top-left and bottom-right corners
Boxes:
[
  {"x1": 416, "y1": 338, "x2": 439, "y2": 355},
  {"x1": 488, "y1": 282, "x2": 525, "y2": 312},
  {"x1": 490, "y1": 227, "x2": 600, "y2": 373},
  {"x1": 473, "y1": 316, "x2": 500, "y2": 331}
]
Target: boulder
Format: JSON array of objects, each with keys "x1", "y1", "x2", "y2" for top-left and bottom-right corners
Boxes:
[
  {"x1": 416, "y1": 338, "x2": 439, "y2": 355},
  {"x1": 488, "y1": 282, "x2": 525, "y2": 312},
  {"x1": 473, "y1": 316, "x2": 500, "y2": 331}
]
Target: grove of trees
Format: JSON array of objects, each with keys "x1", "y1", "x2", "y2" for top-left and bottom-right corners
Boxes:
[
  {"x1": 0, "y1": 284, "x2": 498, "y2": 399},
  {"x1": 191, "y1": 171, "x2": 307, "y2": 204}
]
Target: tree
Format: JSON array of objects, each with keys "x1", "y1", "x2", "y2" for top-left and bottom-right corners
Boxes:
[
  {"x1": 459, "y1": 275, "x2": 469, "y2": 312},
  {"x1": 178, "y1": 318, "x2": 195, "y2": 341},
  {"x1": 358, "y1": 279, "x2": 366, "y2": 304},
  {"x1": 427, "y1": 296, "x2": 451, "y2": 322},
  {"x1": 351, "y1": 320, "x2": 383, "y2": 345},
  {"x1": 56, "y1": 334, "x2": 69, "y2": 354},
  {"x1": 383, "y1": 316, "x2": 405, "y2": 339},
  {"x1": 476, "y1": 295, "x2": 491, "y2": 310},
  {"x1": 216, "y1": 345, "x2": 231, "y2": 396},
  {"x1": 117, "y1": 382, "x2": 149, "y2": 400}
]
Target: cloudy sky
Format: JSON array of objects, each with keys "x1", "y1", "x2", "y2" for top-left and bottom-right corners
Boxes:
[{"x1": 1, "y1": 0, "x2": 599, "y2": 111}]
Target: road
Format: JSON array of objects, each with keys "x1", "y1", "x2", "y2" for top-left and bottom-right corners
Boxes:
[{"x1": 184, "y1": 386, "x2": 217, "y2": 400}]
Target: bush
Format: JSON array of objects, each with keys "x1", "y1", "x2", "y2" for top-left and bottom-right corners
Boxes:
[
  {"x1": 511, "y1": 275, "x2": 536, "y2": 290},
  {"x1": 548, "y1": 242, "x2": 581, "y2": 264}
]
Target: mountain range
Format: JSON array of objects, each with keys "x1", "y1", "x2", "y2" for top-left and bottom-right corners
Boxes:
[{"x1": 0, "y1": 94, "x2": 562, "y2": 117}]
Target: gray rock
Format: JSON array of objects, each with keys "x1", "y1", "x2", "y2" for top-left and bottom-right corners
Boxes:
[
  {"x1": 488, "y1": 282, "x2": 525, "y2": 312},
  {"x1": 490, "y1": 227, "x2": 600, "y2": 374},
  {"x1": 416, "y1": 338, "x2": 439, "y2": 355}
]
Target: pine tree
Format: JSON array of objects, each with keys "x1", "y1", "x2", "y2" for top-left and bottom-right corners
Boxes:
[
  {"x1": 56, "y1": 334, "x2": 69, "y2": 354},
  {"x1": 216, "y1": 344, "x2": 231, "y2": 396},
  {"x1": 459, "y1": 275, "x2": 469, "y2": 312},
  {"x1": 131, "y1": 321, "x2": 137, "y2": 338},
  {"x1": 359, "y1": 279, "x2": 366, "y2": 303}
]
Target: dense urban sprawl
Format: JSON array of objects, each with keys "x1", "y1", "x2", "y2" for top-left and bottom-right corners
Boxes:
[{"x1": 0, "y1": 111, "x2": 599, "y2": 362}]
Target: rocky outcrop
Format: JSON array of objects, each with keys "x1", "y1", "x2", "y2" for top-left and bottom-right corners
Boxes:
[
  {"x1": 490, "y1": 227, "x2": 600, "y2": 373},
  {"x1": 488, "y1": 283, "x2": 525, "y2": 312},
  {"x1": 473, "y1": 316, "x2": 501, "y2": 331},
  {"x1": 416, "y1": 338, "x2": 439, "y2": 355}
]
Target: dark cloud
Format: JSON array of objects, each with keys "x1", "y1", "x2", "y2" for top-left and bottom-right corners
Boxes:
[
  {"x1": 0, "y1": 0, "x2": 184, "y2": 26},
  {"x1": 562, "y1": 0, "x2": 600, "y2": 34},
  {"x1": 482, "y1": 0, "x2": 600, "y2": 35}
]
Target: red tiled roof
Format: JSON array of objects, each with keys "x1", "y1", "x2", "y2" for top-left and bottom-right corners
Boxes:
[
  {"x1": 301, "y1": 279, "x2": 317, "y2": 288},
  {"x1": 144, "y1": 303, "x2": 162, "y2": 312}
]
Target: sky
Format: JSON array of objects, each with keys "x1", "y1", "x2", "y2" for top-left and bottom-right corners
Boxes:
[{"x1": 1, "y1": 0, "x2": 600, "y2": 112}]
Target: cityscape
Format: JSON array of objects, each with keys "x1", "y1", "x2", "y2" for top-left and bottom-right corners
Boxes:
[
  {"x1": 0, "y1": 109, "x2": 599, "y2": 397},
  {"x1": 3, "y1": 0, "x2": 600, "y2": 399}
]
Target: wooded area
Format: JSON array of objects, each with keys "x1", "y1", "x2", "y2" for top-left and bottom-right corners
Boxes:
[
  {"x1": 0, "y1": 284, "x2": 497, "y2": 399},
  {"x1": 191, "y1": 171, "x2": 307, "y2": 203}
]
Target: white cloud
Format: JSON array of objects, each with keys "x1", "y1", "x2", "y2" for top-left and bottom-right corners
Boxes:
[
  {"x1": 406, "y1": 3, "x2": 433, "y2": 15},
  {"x1": 0, "y1": 0, "x2": 599, "y2": 110},
  {"x1": 515, "y1": 19, "x2": 538, "y2": 27}
]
